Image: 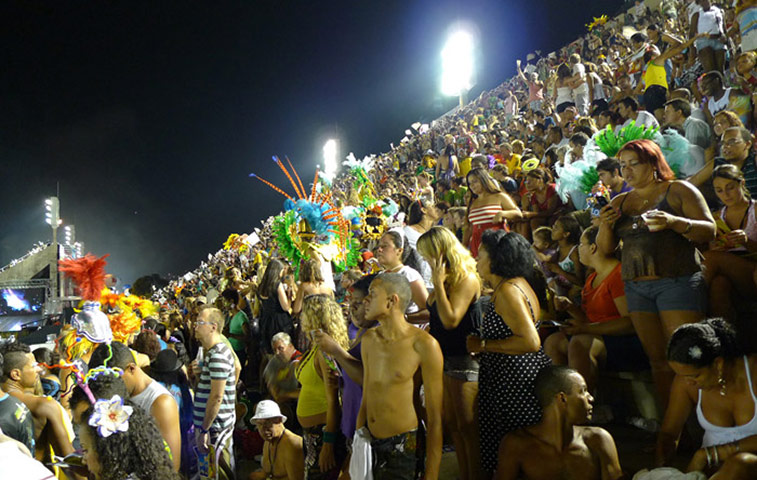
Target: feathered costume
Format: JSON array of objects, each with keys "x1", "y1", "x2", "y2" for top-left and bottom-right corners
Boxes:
[
  {"x1": 250, "y1": 156, "x2": 360, "y2": 277},
  {"x1": 556, "y1": 122, "x2": 696, "y2": 208}
]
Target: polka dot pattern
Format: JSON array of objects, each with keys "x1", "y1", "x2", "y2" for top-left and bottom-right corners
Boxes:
[{"x1": 478, "y1": 300, "x2": 552, "y2": 472}]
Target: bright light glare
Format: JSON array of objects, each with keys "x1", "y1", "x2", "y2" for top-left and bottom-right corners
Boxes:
[
  {"x1": 323, "y1": 139, "x2": 338, "y2": 181},
  {"x1": 441, "y1": 30, "x2": 474, "y2": 96}
]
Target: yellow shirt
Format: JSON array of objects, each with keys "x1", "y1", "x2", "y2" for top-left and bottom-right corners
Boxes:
[
  {"x1": 643, "y1": 61, "x2": 668, "y2": 90},
  {"x1": 505, "y1": 154, "x2": 522, "y2": 175},
  {"x1": 459, "y1": 157, "x2": 473, "y2": 176}
]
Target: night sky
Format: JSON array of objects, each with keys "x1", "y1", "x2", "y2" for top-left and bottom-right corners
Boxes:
[{"x1": 0, "y1": 0, "x2": 619, "y2": 285}]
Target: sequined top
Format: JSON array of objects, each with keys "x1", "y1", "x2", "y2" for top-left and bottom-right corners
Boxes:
[{"x1": 613, "y1": 184, "x2": 701, "y2": 281}]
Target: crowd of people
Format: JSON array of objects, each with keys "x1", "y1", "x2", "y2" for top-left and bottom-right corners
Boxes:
[{"x1": 6, "y1": 0, "x2": 757, "y2": 479}]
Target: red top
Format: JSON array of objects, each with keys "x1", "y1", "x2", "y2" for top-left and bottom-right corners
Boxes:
[
  {"x1": 529, "y1": 183, "x2": 558, "y2": 212},
  {"x1": 581, "y1": 263, "x2": 625, "y2": 324}
]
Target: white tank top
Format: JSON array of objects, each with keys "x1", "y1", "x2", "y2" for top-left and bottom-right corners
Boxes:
[
  {"x1": 131, "y1": 379, "x2": 173, "y2": 415},
  {"x1": 697, "y1": 356, "x2": 757, "y2": 447},
  {"x1": 556, "y1": 86, "x2": 573, "y2": 105}
]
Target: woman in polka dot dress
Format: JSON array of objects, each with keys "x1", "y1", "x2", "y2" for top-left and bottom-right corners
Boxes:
[{"x1": 466, "y1": 230, "x2": 552, "y2": 475}]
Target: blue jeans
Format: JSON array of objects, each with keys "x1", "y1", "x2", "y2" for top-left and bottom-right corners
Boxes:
[{"x1": 624, "y1": 272, "x2": 707, "y2": 314}]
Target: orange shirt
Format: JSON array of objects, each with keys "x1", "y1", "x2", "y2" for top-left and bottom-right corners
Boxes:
[{"x1": 581, "y1": 263, "x2": 625, "y2": 324}]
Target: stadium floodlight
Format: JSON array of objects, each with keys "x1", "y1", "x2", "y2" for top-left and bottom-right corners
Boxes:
[
  {"x1": 441, "y1": 29, "x2": 475, "y2": 106},
  {"x1": 64, "y1": 225, "x2": 75, "y2": 245},
  {"x1": 45, "y1": 197, "x2": 60, "y2": 226},
  {"x1": 323, "y1": 139, "x2": 338, "y2": 182}
]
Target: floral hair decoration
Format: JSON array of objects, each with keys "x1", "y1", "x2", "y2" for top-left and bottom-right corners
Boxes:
[{"x1": 88, "y1": 395, "x2": 134, "y2": 438}]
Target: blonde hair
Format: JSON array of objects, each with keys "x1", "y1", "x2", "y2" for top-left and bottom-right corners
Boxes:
[
  {"x1": 301, "y1": 295, "x2": 350, "y2": 350},
  {"x1": 416, "y1": 226, "x2": 481, "y2": 291}
]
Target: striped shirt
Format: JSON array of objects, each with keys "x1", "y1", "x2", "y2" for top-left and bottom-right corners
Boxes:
[
  {"x1": 468, "y1": 204, "x2": 502, "y2": 226},
  {"x1": 193, "y1": 342, "x2": 236, "y2": 434}
]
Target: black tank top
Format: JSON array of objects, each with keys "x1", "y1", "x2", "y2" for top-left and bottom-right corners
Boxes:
[
  {"x1": 428, "y1": 297, "x2": 481, "y2": 357},
  {"x1": 614, "y1": 183, "x2": 701, "y2": 280}
]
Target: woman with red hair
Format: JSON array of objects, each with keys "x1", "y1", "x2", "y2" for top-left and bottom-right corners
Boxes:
[{"x1": 597, "y1": 139, "x2": 716, "y2": 408}]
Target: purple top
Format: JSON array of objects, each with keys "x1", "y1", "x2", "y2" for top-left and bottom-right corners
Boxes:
[{"x1": 340, "y1": 323, "x2": 364, "y2": 440}]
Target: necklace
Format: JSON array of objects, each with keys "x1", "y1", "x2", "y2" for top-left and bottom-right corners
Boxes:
[
  {"x1": 264, "y1": 430, "x2": 285, "y2": 480},
  {"x1": 385, "y1": 264, "x2": 404, "y2": 273}
]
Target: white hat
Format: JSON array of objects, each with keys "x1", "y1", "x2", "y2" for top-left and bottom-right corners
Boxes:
[{"x1": 251, "y1": 400, "x2": 287, "y2": 423}]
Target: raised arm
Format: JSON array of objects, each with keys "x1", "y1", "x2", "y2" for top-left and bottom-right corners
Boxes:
[
  {"x1": 668, "y1": 181, "x2": 717, "y2": 243},
  {"x1": 597, "y1": 196, "x2": 624, "y2": 255},
  {"x1": 431, "y1": 270, "x2": 479, "y2": 330},
  {"x1": 277, "y1": 282, "x2": 292, "y2": 314},
  {"x1": 313, "y1": 330, "x2": 364, "y2": 386},
  {"x1": 468, "y1": 285, "x2": 540, "y2": 355}
]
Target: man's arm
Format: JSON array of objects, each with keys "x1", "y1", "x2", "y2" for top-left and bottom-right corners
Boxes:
[
  {"x1": 418, "y1": 334, "x2": 444, "y2": 480},
  {"x1": 584, "y1": 427, "x2": 624, "y2": 480},
  {"x1": 34, "y1": 396, "x2": 74, "y2": 456},
  {"x1": 202, "y1": 378, "x2": 227, "y2": 431},
  {"x1": 151, "y1": 394, "x2": 182, "y2": 471}
]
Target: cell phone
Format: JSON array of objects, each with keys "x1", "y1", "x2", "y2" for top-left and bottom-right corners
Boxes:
[
  {"x1": 595, "y1": 195, "x2": 609, "y2": 208},
  {"x1": 541, "y1": 320, "x2": 565, "y2": 328}
]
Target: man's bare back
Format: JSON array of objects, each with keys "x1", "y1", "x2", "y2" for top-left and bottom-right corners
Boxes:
[
  {"x1": 499, "y1": 425, "x2": 619, "y2": 480},
  {"x1": 496, "y1": 366, "x2": 623, "y2": 480}
]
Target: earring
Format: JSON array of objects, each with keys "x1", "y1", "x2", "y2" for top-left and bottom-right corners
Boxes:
[
  {"x1": 653, "y1": 170, "x2": 659, "y2": 181},
  {"x1": 718, "y1": 366, "x2": 727, "y2": 397}
]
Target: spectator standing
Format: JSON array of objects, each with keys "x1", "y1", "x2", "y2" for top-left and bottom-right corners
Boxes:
[
  {"x1": 464, "y1": 168, "x2": 522, "y2": 258},
  {"x1": 598, "y1": 139, "x2": 716, "y2": 408},
  {"x1": 417, "y1": 227, "x2": 482, "y2": 480},
  {"x1": 466, "y1": 231, "x2": 552, "y2": 475},
  {"x1": 191, "y1": 307, "x2": 237, "y2": 479}
]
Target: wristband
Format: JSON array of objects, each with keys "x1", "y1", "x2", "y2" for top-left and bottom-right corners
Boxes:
[
  {"x1": 199, "y1": 426, "x2": 210, "y2": 434},
  {"x1": 323, "y1": 431, "x2": 337, "y2": 444}
]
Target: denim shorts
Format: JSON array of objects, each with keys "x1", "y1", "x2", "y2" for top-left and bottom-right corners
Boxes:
[
  {"x1": 443, "y1": 354, "x2": 479, "y2": 382},
  {"x1": 695, "y1": 38, "x2": 726, "y2": 51},
  {"x1": 624, "y1": 272, "x2": 707, "y2": 314}
]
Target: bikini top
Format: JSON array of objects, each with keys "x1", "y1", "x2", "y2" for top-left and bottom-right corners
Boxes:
[
  {"x1": 697, "y1": 356, "x2": 757, "y2": 447},
  {"x1": 557, "y1": 245, "x2": 578, "y2": 274}
]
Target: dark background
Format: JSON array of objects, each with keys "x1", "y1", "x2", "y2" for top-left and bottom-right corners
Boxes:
[{"x1": 0, "y1": 0, "x2": 621, "y2": 285}]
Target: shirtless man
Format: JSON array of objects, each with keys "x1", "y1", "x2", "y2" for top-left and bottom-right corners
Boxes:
[
  {"x1": 357, "y1": 273, "x2": 443, "y2": 480},
  {"x1": 0, "y1": 342, "x2": 74, "y2": 460},
  {"x1": 497, "y1": 366, "x2": 623, "y2": 480},
  {"x1": 249, "y1": 400, "x2": 303, "y2": 480}
]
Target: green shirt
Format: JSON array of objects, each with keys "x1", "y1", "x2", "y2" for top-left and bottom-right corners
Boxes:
[{"x1": 227, "y1": 310, "x2": 248, "y2": 352}]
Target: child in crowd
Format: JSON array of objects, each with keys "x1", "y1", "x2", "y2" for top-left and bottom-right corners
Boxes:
[{"x1": 547, "y1": 215, "x2": 585, "y2": 299}]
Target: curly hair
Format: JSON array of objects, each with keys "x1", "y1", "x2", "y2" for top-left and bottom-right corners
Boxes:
[
  {"x1": 132, "y1": 331, "x2": 161, "y2": 362},
  {"x1": 300, "y1": 294, "x2": 350, "y2": 350},
  {"x1": 417, "y1": 226, "x2": 480, "y2": 291},
  {"x1": 667, "y1": 318, "x2": 742, "y2": 368},
  {"x1": 81, "y1": 399, "x2": 179, "y2": 480},
  {"x1": 480, "y1": 230, "x2": 546, "y2": 305}
]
